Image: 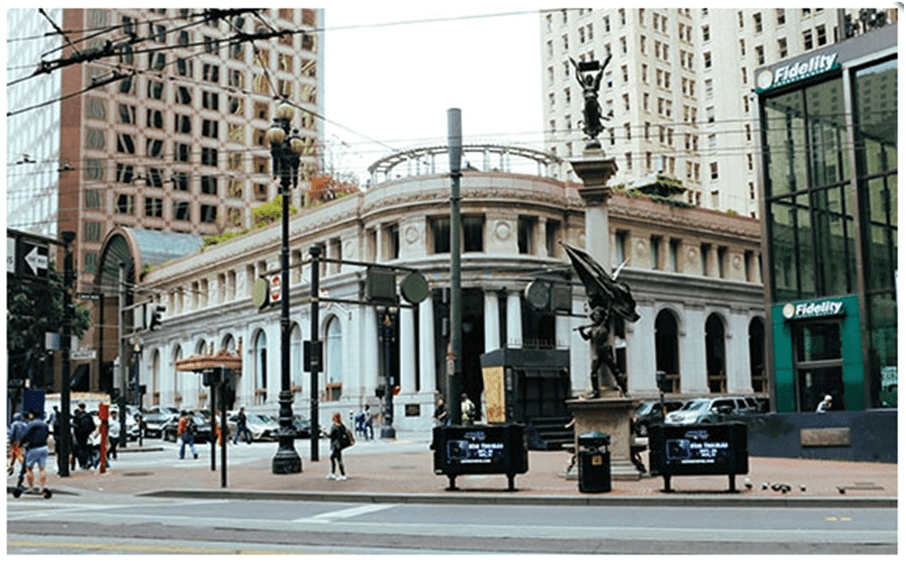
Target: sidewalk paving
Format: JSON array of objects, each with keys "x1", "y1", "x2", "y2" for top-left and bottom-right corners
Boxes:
[{"x1": 21, "y1": 434, "x2": 897, "y2": 508}]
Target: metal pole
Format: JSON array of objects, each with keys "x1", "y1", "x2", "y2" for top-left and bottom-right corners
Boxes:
[
  {"x1": 272, "y1": 173, "x2": 301, "y2": 474},
  {"x1": 447, "y1": 108, "x2": 463, "y2": 425},
  {"x1": 118, "y1": 263, "x2": 127, "y2": 448},
  {"x1": 220, "y1": 380, "x2": 227, "y2": 487},
  {"x1": 310, "y1": 245, "x2": 321, "y2": 461},
  {"x1": 210, "y1": 370, "x2": 216, "y2": 472},
  {"x1": 379, "y1": 307, "x2": 397, "y2": 439},
  {"x1": 59, "y1": 231, "x2": 75, "y2": 478}
]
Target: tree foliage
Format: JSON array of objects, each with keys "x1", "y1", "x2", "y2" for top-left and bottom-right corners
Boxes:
[{"x1": 7, "y1": 265, "x2": 92, "y2": 383}]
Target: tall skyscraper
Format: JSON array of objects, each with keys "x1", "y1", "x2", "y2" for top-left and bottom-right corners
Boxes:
[
  {"x1": 539, "y1": 7, "x2": 895, "y2": 218},
  {"x1": 6, "y1": 8, "x2": 325, "y2": 292}
]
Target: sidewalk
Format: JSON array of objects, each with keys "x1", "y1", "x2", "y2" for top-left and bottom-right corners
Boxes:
[{"x1": 20, "y1": 434, "x2": 898, "y2": 508}]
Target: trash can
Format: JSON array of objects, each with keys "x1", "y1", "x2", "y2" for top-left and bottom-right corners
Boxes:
[{"x1": 577, "y1": 432, "x2": 611, "y2": 493}]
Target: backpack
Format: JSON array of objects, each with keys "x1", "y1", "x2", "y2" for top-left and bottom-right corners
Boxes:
[
  {"x1": 339, "y1": 425, "x2": 354, "y2": 449},
  {"x1": 77, "y1": 412, "x2": 95, "y2": 435}
]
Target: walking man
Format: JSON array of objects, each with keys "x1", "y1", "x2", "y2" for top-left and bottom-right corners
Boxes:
[
  {"x1": 20, "y1": 410, "x2": 50, "y2": 495},
  {"x1": 178, "y1": 411, "x2": 198, "y2": 459},
  {"x1": 232, "y1": 407, "x2": 251, "y2": 444}
]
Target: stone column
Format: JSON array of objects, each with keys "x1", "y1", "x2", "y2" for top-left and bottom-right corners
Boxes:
[
  {"x1": 484, "y1": 290, "x2": 500, "y2": 351},
  {"x1": 505, "y1": 290, "x2": 522, "y2": 348},
  {"x1": 400, "y1": 305, "x2": 416, "y2": 393},
  {"x1": 418, "y1": 298, "x2": 436, "y2": 394}
]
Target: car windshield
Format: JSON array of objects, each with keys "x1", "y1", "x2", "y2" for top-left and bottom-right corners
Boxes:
[
  {"x1": 248, "y1": 414, "x2": 271, "y2": 424},
  {"x1": 684, "y1": 400, "x2": 710, "y2": 412},
  {"x1": 634, "y1": 403, "x2": 652, "y2": 416}
]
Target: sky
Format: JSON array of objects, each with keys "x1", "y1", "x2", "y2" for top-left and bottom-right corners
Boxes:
[{"x1": 322, "y1": 3, "x2": 545, "y2": 185}]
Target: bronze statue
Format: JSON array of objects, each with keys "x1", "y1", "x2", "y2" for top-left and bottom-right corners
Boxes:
[
  {"x1": 564, "y1": 243, "x2": 638, "y2": 397},
  {"x1": 570, "y1": 55, "x2": 612, "y2": 146}
]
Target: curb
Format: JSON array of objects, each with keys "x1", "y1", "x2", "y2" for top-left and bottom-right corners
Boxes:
[{"x1": 136, "y1": 488, "x2": 898, "y2": 509}]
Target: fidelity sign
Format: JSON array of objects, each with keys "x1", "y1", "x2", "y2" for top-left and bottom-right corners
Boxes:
[
  {"x1": 756, "y1": 53, "x2": 839, "y2": 92},
  {"x1": 782, "y1": 300, "x2": 844, "y2": 320}
]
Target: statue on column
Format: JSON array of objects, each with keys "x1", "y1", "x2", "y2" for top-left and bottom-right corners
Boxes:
[
  {"x1": 563, "y1": 244, "x2": 639, "y2": 397},
  {"x1": 570, "y1": 55, "x2": 612, "y2": 147}
]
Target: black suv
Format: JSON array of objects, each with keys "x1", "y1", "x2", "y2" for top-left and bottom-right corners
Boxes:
[{"x1": 632, "y1": 400, "x2": 684, "y2": 436}]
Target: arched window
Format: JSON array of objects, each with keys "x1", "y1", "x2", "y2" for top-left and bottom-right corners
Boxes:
[
  {"x1": 655, "y1": 309, "x2": 681, "y2": 393},
  {"x1": 705, "y1": 313, "x2": 727, "y2": 393},
  {"x1": 254, "y1": 330, "x2": 267, "y2": 405},
  {"x1": 748, "y1": 318, "x2": 767, "y2": 394},
  {"x1": 221, "y1": 333, "x2": 236, "y2": 352},
  {"x1": 325, "y1": 316, "x2": 343, "y2": 401}
]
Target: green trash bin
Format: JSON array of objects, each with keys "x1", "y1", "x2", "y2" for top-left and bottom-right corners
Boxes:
[{"x1": 578, "y1": 432, "x2": 611, "y2": 493}]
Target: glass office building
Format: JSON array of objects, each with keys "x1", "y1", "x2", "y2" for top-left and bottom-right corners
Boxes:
[{"x1": 755, "y1": 25, "x2": 897, "y2": 412}]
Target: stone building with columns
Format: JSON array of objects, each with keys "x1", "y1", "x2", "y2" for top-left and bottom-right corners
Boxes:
[{"x1": 106, "y1": 144, "x2": 766, "y2": 433}]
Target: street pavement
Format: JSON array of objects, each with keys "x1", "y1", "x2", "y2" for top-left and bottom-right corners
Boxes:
[{"x1": 13, "y1": 432, "x2": 897, "y2": 508}]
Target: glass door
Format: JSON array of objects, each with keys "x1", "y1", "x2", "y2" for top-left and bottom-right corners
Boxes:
[{"x1": 793, "y1": 320, "x2": 843, "y2": 411}]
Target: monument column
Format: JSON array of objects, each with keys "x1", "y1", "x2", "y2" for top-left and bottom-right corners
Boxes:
[{"x1": 564, "y1": 54, "x2": 641, "y2": 480}]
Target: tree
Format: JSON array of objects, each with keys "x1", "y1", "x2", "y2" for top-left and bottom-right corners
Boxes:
[
  {"x1": 7, "y1": 265, "x2": 91, "y2": 389},
  {"x1": 307, "y1": 175, "x2": 359, "y2": 206}
]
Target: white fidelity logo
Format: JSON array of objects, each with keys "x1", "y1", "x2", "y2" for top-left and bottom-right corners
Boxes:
[{"x1": 771, "y1": 53, "x2": 839, "y2": 87}]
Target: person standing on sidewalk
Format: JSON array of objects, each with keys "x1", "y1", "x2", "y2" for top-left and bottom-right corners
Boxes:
[
  {"x1": 233, "y1": 407, "x2": 251, "y2": 444},
  {"x1": 8, "y1": 413, "x2": 28, "y2": 476},
  {"x1": 363, "y1": 404, "x2": 374, "y2": 440},
  {"x1": 326, "y1": 411, "x2": 349, "y2": 480},
  {"x1": 177, "y1": 411, "x2": 198, "y2": 459},
  {"x1": 107, "y1": 410, "x2": 120, "y2": 462},
  {"x1": 72, "y1": 402, "x2": 95, "y2": 469}
]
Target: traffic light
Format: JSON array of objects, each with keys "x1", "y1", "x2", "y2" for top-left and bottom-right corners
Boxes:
[{"x1": 149, "y1": 305, "x2": 165, "y2": 330}]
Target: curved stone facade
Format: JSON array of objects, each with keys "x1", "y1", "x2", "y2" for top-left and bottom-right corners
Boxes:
[{"x1": 134, "y1": 145, "x2": 765, "y2": 432}]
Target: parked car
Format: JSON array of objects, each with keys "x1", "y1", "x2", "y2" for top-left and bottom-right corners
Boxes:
[
  {"x1": 665, "y1": 396, "x2": 751, "y2": 425},
  {"x1": 143, "y1": 412, "x2": 178, "y2": 438},
  {"x1": 292, "y1": 414, "x2": 312, "y2": 438},
  {"x1": 226, "y1": 412, "x2": 280, "y2": 442},
  {"x1": 145, "y1": 406, "x2": 180, "y2": 416},
  {"x1": 632, "y1": 400, "x2": 684, "y2": 436},
  {"x1": 162, "y1": 415, "x2": 212, "y2": 443}
]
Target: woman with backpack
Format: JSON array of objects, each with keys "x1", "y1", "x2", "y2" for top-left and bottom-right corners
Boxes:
[{"x1": 325, "y1": 411, "x2": 352, "y2": 481}]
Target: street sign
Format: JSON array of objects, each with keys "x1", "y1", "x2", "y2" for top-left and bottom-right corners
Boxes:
[
  {"x1": 269, "y1": 274, "x2": 282, "y2": 302},
  {"x1": 7, "y1": 237, "x2": 15, "y2": 273},
  {"x1": 71, "y1": 350, "x2": 97, "y2": 360},
  {"x1": 17, "y1": 239, "x2": 48, "y2": 278},
  {"x1": 76, "y1": 292, "x2": 102, "y2": 301}
]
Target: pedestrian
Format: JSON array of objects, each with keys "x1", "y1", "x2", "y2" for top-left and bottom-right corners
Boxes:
[
  {"x1": 461, "y1": 393, "x2": 477, "y2": 426},
  {"x1": 325, "y1": 411, "x2": 350, "y2": 481},
  {"x1": 8, "y1": 413, "x2": 27, "y2": 476},
  {"x1": 363, "y1": 404, "x2": 374, "y2": 440},
  {"x1": 178, "y1": 411, "x2": 198, "y2": 459},
  {"x1": 232, "y1": 406, "x2": 251, "y2": 444},
  {"x1": 50, "y1": 407, "x2": 63, "y2": 474},
  {"x1": 72, "y1": 402, "x2": 95, "y2": 470},
  {"x1": 816, "y1": 394, "x2": 833, "y2": 413},
  {"x1": 20, "y1": 410, "x2": 50, "y2": 495},
  {"x1": 433, "y1": 398, "x2": 449, "y2": 427},
  {"x1": 107, "y1": 410, "x2": 120, "y2": 461}
]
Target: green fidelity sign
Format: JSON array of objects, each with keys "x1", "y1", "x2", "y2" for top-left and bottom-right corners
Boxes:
[{"x1": 781, "y1": 299, "x2": 845, "y2": 320}]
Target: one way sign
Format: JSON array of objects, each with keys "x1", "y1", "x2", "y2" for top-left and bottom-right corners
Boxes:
[{"x1": 18, "y1": 240, "x2": 48, "y2": 278}]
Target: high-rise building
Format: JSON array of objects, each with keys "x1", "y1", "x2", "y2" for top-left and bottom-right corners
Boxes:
[
  {"x1": 6, "y1": 8, "x2": 325, "y2": 293},
  {"x1": 539, "y1": 7, "x2": 897, "y2": 218}
]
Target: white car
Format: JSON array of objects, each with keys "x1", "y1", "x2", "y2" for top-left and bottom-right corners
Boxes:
[{"x1": 665, "y1": 397, "x2": 749, "y2": 425}]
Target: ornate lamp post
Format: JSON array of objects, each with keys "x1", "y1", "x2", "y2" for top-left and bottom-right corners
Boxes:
[{"x1": 267, "y1": 99, "x2": 304, "y2": 474}]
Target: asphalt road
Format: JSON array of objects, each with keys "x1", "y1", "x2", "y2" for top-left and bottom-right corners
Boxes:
[{"x1": 7, "y1": 495, "x2": 897, "y2": 554}]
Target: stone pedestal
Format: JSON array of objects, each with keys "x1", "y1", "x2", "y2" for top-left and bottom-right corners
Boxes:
[{"x1": 567, "y1": 395, "x2": 641, "y2": 481}]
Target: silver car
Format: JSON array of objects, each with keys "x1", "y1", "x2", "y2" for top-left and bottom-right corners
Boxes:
[{"x1": 665, "y1": 397, "x2": 749, "y2": 425}]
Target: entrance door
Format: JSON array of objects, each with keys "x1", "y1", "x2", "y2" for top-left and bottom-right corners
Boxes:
[{"x1": 793, "y1": 321, "x2": 844, "y2": 411}]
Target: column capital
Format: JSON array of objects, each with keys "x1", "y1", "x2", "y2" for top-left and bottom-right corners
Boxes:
[{"x1": 569, "y1": 151, "x2": 619, "y2": 197}]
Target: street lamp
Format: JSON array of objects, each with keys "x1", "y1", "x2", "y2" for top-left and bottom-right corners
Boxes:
[
  {"x1": 376, "y1": 305, "x2": 398, "y2": 439},
  {"x1": 267, "y1": 99, "x2": 303, "y2": 475}
]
